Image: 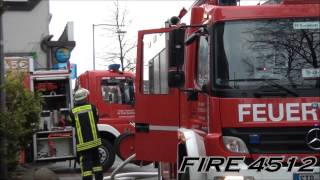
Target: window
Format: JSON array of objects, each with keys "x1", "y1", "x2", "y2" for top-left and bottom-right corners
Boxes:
[
  {"x1": 214, "y1": 18, "x2": 320, "y2": 90},
  {"x1": 143, "y1": 33, "x2": 168, "y2": 94},
  {"x1": 101, "y1": 78, "x2": 134, "y2": 105},
  {"x1": 197, "y1": 36, "x2": 209, "y2": 87}
]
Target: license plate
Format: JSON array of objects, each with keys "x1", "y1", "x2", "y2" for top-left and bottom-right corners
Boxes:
[{"x1": 293, "y1": 173, "x2": 320, "y2": 180}]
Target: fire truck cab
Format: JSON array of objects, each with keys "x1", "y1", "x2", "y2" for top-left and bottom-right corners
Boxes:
[
  {"x1": 76, "y1": 64, "x2": 135, "y2": 171},
  {"x1": 134, "y1": 0, "x2": 320, "y2": 179}
]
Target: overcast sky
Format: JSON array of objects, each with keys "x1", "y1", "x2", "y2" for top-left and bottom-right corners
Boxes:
[{"x1": 49, "y1": 0, "x2": 260, "y2": 75}]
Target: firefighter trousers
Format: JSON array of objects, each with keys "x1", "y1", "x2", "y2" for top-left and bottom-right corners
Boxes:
[{"x1": 79, "y1": 148, "x2": 103, "y2": 180}]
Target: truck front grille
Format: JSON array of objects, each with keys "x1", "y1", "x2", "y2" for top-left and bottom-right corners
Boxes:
[{"x1": 222, "y1": 127, "x2": 320, "y2": 154}]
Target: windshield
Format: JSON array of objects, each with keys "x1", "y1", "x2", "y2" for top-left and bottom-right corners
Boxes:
[
  {"x1": 214, "y1": 18, "x2": 320, "y2": 92},
  {"x1": 101, "y1": 77, "x2": 134, "y2": 105}
]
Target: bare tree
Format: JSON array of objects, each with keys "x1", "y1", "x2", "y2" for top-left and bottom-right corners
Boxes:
[{"x1": 98, "y1": 0, "x2": 136, "y2": 72}]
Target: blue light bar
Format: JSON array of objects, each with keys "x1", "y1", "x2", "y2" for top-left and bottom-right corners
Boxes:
[{"x1": 108, "y1": 64, "x2": 120, "y2": 71}]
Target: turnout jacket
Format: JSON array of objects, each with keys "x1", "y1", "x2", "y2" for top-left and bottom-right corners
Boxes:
[{"x1": 70, "y1": 103, "x2": 101, "y2": 152}]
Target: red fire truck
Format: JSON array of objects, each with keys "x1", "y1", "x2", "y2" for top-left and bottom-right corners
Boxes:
[
  {"x1": 134, "y1": 0, "x2": 320, "y2": 179},
  {"x1": 76, "y1": 64, "x2": 136, "y2": 170}
]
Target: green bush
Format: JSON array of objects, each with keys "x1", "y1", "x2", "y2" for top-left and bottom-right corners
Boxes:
[{"x1": 0, "y1": 71, "x2": 42, "y2": 170}]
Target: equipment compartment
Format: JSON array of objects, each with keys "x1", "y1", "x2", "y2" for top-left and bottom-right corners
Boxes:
[
  {"x1": 33, "y1": 129, "x2": 76, "y2": 161},
  {"x1": 30, "y1": 70, "x2": 76, "y2": 161}
]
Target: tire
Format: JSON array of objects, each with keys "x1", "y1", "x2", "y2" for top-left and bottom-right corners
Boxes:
[
  {"x1": 98, "y1": 139, "x2": 116, "y2": 172},
  {"x1": 114, "y1": 132, "x2": 134, "y2": 160},
  {"x1": 114, "y1": 132, "x2": 152, "y2": 166}
]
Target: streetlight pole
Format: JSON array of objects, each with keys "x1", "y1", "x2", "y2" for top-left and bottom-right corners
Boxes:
[
  {"x1": 92, "y1": 23, "x2": 124, "y2": 70},
  {"x1": 92, "y1": 24, "x2": 96, "y2": 70}
]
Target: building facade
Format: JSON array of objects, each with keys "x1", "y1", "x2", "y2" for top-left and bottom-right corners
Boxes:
[{"x1": 3, "y1": 0, "x2": 50, "y2": 70}]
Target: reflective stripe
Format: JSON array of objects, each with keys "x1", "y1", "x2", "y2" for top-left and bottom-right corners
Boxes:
[
  {"x1": 76, "y1": 138, "x2": 102, "y2": 151},
  {"x1": 83, "y1": 171, "x2": 92, "y2": 177},
  {"x1": 80, "y1": 156, "x2": 83, "y2": 174},
  {"x1": 75, "y1": 115, "x2": 84, "y2": 143},
  {"x1": 77, "y1": 109, "x2": 91, "y2": 115},
  {"x1": 72, "y1": 105, "x2": 92, "y2": 113},
  {"x1": 149, "y1": 125, "x2": 179, "y2": 132},
  {"x1": 89, "y1": 111, "x2": 98, "y2": 140},
  {"x1": 93, "y1": 166, "x2": 103, "y2": 172},
  {"x1": 77, "y1": 138, "x2": 101, "y2": 149}
]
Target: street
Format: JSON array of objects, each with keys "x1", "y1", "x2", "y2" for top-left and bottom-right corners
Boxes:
[{"x1": 48, "y1": 157, "x2": 157, "y2": 180}]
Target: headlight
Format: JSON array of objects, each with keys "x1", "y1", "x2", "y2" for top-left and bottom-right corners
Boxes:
[{"x1": 223, "y1": 136, "x2": 249, "y2": 154}]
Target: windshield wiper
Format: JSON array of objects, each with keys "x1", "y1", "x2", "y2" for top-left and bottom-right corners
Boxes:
[
  {"x1": 226, "y1": 78, "x2": 298, "y2": 97},
  {"x1": 262, "y1": 79, "x2": 298, "y2": 97},
  {"x1": 227, "y1": 78, "x2": 279, "y2": 82}
]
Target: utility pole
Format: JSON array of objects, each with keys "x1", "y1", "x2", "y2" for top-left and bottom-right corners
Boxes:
[
  {"x1": 0, "y1": 0, "x2": 8, "y2": 178},
  {"x1": 92, "y1": 24, "x2": 96, "y2": 70}
]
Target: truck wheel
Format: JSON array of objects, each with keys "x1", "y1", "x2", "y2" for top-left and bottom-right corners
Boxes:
[
  {"x1": 98, "y1": 139, "x2": 115, "y2": 172},
  {"x1": 114, "y1": 132, "x2": 152, "y2": 166}
]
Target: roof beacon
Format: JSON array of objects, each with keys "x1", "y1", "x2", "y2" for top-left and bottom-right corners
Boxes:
[{"x1": 108, "y1": 64, "x2": 121, "y2": 72}]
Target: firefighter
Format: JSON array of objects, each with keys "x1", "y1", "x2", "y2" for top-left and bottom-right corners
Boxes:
[{"x1": 69, "y1": 88, "x2": 103, "y2": 180}]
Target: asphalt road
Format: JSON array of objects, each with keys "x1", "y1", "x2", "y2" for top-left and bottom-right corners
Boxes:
[{"x1": 48, "y1": 157, "x2": 158, "y2": 180}]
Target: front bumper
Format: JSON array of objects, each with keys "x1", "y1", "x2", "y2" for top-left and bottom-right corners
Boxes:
[{"x1": 207, "y1": 162, "x2": 320, "y2": 180}]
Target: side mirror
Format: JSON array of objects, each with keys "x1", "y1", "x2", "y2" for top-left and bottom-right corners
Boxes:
[
  {"x1": 168, "y1": 70, "x2": 185, "y2": 88},
  {"x1": 168, "y1": 28, "x2": 185, "y2": 68}
]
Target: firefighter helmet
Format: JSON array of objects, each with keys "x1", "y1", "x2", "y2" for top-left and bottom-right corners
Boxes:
[{"x1": 74, "y1": 88, "x2": 90, "y2": 102}]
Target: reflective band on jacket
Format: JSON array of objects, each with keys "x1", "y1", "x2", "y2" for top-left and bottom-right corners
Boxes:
[
  {"x1": 80, "y1": 156, "x2": 84, "y2": 173},
  {"x1": 76, "y1": 138, "x2": 102, "y2": 151},
  {"x1": 72, "y1": 104, "x2": 101, "y2": 152},
  {"x1": 75, "y1": 115, "x2": 84, "y2": 144},
  {"x1": 82, "y1": 171, "x2": 92, "y2": 177},
  {"x1": 72, "y1": 105, "x2": 92, "y2": 113},
  {"x1": 89, "y1": 111, "x2": 98, "y2": 140},
  {"x1": 93, "y1": 166, "x2": 103, "y2": 172}
]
